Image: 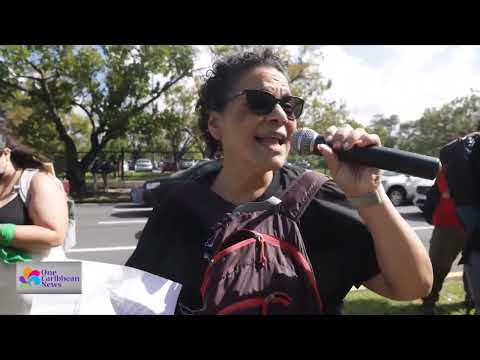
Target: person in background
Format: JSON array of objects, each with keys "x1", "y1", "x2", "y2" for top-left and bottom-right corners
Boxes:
[
  {"x1": 420, "y1": 166, "x2": 473, "y2": 315},
  {"x1": 456, "y1": 112, "x2": 480, "y2": 315}
]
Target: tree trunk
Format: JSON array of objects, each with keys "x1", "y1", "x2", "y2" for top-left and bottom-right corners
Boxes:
[
  {"x1": 67, "y1": 161, "x2": 88, "y2": 195},
  {"x1": 64, "y1": 145, "x2": 88, "y2": 195},
  {"x1": 102, "y1": 172, "x2": 108, "y2": 191},
  {"x1": 92, "y1": 173, "x2": 98, "y2": 192}
]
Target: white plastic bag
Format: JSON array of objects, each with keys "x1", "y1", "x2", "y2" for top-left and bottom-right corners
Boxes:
[{"x1": 30, "y1": 260, "x2": 182, "y2": 315}]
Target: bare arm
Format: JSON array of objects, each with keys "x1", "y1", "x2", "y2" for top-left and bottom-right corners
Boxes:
[
  {"x1": 358, "y1": 186, "x2": 432, "y2": 300},
  {"x1": 318, "y1": 126, "x2": 433, "y2": 301},
  {"x1": 4, "y1": 172, "x2": 68, "y2": 252}
]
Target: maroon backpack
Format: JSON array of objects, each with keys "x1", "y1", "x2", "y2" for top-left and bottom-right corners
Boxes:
[{"x1": 194, "y1": 170, "x2": 328, "y2": 315}]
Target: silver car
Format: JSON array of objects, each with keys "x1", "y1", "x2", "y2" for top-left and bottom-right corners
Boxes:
[
  {"x1": 134, "y1": 158, "x2": 153, "y2": 172},
  {"x1": 381, "y1": 171, "x2": 424, "y2": 206}
]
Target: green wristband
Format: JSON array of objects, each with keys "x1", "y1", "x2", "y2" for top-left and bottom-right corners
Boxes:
[{"x1": 1, "y1": 223, "x2": 16, "y2": 247}]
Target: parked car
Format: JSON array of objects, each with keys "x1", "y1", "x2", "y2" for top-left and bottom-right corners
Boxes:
[
  {"x1": 412, "y1": 178, "x2": 435, "y2": 211},
  {"x1": 381, "y1": 170, "x2": 424, "y2": 206},
  {"x1": 131, "y1": 159, "x2": 221, "y2": 206},
  {"x1": 134, "y1": 158, "x2": 153, "y2": 172}
]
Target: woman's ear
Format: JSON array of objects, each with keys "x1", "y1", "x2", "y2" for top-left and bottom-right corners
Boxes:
[{"x1": 207, "y1": 112, "x2": 223, "y2": 141}]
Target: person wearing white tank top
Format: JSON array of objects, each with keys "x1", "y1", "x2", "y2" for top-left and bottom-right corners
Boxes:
[{"x1": 0, "y1": 126, "x2": 69, "y2": 315}]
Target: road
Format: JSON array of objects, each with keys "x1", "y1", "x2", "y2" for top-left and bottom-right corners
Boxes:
[{"x1": 67, "y1": 203, "x2": 463, "y2": 274}]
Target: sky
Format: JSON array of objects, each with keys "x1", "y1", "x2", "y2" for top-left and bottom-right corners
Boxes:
[{"x1": 194, "y1": 45, "x2": 480, "y2": 126}]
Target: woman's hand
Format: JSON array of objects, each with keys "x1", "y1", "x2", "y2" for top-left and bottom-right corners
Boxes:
[{"x1": 318, "y1": 125, "x2": 382, "y2": 197}]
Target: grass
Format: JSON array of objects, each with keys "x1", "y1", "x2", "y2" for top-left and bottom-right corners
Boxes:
[{"x1": 343, "y1": 278, "x2": 474, "y2": 315}]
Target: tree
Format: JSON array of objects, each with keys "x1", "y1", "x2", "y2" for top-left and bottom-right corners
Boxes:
[
  {"x1": 288, "y1": 46, "x2": 363, "y2": 133},
  {"x1": 0, "y1": 95, "x2": 76, "y2": 172},
  {"x1": 155, "y1": 82, "x2": 206, "y2": 164},
  {"x1": 369, "y1": 114, "x2": 400, "y2": 148},
  {"x1": 396, "y1": 93, "x2": 480, "y2": 156},
  {"x1": 0, "y1": 45, "x2": 195, "y2": 194}
]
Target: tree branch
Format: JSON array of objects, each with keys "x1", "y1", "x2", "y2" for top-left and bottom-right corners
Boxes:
[
  {"x1": 181, "y1": 127, "x2": 205, "y2": 154},
  {"x1": 38, "y1": 78, "x2": 78, "y2": 160},
  {"x1": 136, "y1": 70, "x2": 191, "y2": 112},
  {"x1": 26, "y1": 60, "x2": 45, "y2": 79},
  {"x1": 16, "y1": 74, "x2": 43, "y2": 82},
  {"x1": 72, "y1": 101, "x2": 96, "y2": 130},
  {"x1": 192, "y1": 66, "x2": 209, "y2": 74},
  {"x1": 0, "y1": 79, "x2": 30, "y2": 94}
]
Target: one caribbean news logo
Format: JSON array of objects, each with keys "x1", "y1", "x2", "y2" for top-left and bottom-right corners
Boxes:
[
  {"x1": 16, "y1": 262, "x2": 82, "y2": 294},
  {"x1": 19, "y1": 266, "x2": 42, "y2": 289}
]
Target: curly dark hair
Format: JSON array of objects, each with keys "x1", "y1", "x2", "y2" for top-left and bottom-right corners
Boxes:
[{"x1": 196, "y1": 48, "x2": 289, "y2": 158}]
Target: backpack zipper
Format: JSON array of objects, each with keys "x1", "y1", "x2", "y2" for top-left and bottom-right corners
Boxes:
[{"x1": 253, "y1": 232, "x2": 267, "y2": 268}]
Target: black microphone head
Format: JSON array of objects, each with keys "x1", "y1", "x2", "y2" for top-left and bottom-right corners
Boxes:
[{"x1": 291, "y1": 128, "x2": 319, "y2": 155}]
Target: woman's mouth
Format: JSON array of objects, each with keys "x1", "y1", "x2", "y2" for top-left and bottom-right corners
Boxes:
[{"x1": 254, "y1": 136, "x2": 287, "y2": 152}]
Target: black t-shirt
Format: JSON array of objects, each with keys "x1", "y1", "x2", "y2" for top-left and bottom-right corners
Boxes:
[{"x1": 126, "y1": 165, "x2": 380, "y2": 314}]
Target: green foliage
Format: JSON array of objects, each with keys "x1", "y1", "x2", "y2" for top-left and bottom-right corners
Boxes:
[
  {"x1": 368, "y1": 114, "x2": 400, "y2": 148},
  {"x1": 0, "y1": 45, "x2": 195, "y2": 148},
  {"x1": 4, "y1": 44, "x2": 479, "y2": 190},
  {"x1": 396, "y1": 93, "x2": 480, "y2": 156},
  {"x1": 0, "y1": 45, "x2": 196, "y2": 192}
]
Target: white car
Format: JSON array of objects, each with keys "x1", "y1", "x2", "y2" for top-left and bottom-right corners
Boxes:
[
  {"x1": 121, "y1": 161, "x2": 130, "y2": 173},
  {"x1": 134, "y1": 159, "x2": 153, "y2": 172},
  {"x1": 381, "y1": 171, "x2": 425, "y2": 206},
  {"x1": 412, "y1": 178, "x2": 435, "y2": 210}
]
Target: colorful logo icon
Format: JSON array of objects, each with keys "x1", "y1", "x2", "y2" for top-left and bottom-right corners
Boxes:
[{"x1": 19, "y1": 266, "x2": 41, "y2": 288}]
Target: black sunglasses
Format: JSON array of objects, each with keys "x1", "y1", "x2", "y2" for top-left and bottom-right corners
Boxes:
[{"x1": 227, "y1": 89, "x2": 304, "y2": 120}]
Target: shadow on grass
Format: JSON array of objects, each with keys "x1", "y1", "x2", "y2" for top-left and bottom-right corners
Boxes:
[{"x1": 344, "y1": 299, "x2": 470, "y2": 315}]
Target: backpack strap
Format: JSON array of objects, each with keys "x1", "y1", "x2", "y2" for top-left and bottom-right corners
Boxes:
[
  {"x1": 232, "y1": 196, "x2": 282, "y2": 214},
  {"x1": 280, "y1": 170, "x2": 329, "y2": 221}
]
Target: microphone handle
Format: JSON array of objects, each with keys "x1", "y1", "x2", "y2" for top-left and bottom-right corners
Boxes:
[{"x1": 314, "y1": 137, "x2": 440, "y2": 179}]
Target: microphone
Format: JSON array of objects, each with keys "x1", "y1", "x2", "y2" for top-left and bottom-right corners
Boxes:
[{"x1": 291, "y1": 128, "x2": 440, "y2": 180}]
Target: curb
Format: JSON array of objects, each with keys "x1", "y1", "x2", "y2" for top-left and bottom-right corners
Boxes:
[{"x1": 74, "y1": 199, "x2": 131, "y2": 204}]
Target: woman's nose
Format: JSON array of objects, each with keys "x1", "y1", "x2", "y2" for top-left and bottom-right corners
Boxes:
[{"x1": 266, "y1": 104, "x2": 289, "y2": 125}]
